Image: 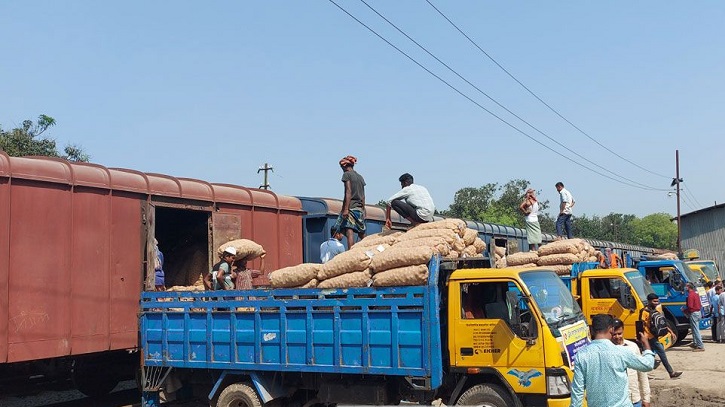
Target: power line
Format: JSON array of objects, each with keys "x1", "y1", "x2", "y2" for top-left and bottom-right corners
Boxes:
[
  {"x1": 682, "y1": 185, "x2": 703, "y2": 208},
  {"x1": 357, "y1": 0, "x2": 665, "y2": 192},
  {"x1": 680, "y1": 192, "x2": 696, "y2": 212},
  {"x1": 328, "y1": 0, "x2": 667, "y2": 191},
  {"x1": 424, "y1": 0, "x2": 671, "y2": 180}
]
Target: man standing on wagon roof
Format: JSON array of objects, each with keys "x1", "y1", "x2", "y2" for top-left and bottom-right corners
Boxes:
[{"x1": 335, "y1": 155, "x2": 366, "y2": 249}]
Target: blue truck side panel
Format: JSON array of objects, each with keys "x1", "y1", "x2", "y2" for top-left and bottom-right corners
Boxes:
[{"x1": 140, "y1": 259, "x2": 443, "y2": 389}]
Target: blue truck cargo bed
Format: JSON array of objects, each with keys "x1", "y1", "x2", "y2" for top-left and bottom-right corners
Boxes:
[{"x1": 140, "y1": 259, "x2": 444, "y2": 389}]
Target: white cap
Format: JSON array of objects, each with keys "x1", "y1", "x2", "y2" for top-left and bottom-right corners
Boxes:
[{"x1": 223, "y1": 247, "x2": 237, "y2": 256}]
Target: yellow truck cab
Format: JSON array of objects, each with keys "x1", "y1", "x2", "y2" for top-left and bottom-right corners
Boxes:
[
  {"x1": 566, "y1": 265, "x2": 674, "y2": 349},
  {"x1": 687, "y1": 261, "x2": 720, "y2": 283},
  {"x1": 446, "y1": 264, "x2": 590, "y2": 406}
]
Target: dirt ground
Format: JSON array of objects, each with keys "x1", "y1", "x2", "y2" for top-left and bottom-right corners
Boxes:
[
  {"x1": 3, "y1": 332, "x2": 725, "y2": 407},
  {"x1": 647, "y1": 333, "x2": 725, "y2": 407}
]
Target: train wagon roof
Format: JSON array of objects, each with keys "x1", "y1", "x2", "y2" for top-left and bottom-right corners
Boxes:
[{"x1": 0, "y1": 152, "x2": 302, "y2": 211}]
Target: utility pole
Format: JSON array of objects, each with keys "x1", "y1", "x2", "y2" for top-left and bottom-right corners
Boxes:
[
  {"x1": 257, "y1": 163, "x2": 273, "y2": 190},
  {"x1": 672, "y1": 150, "x2": 683, "y2": 256}
]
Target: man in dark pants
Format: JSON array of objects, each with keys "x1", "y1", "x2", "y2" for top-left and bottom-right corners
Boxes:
[
  {"x1": 641, "y1": 293, "x2": 682, "y2": 378},
  {"x1": 706, "y1": 281, "x2": 718, "y2": 341},
  {"x1": 384, "y1": 173, "x2": 435, "y2": 228}
]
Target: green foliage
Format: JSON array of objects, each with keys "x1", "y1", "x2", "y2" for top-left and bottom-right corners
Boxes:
[
  {"x1": 442, "y1": 179, "x2": 551, "y2": 228},
  {"x1": 0, "y1": 115, "x2": 89, "y2": 162},
  {"x1": 630, "y1": 213, "x2": 678, "y2": 250}
]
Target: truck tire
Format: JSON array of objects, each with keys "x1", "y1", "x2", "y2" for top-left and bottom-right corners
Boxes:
[
  {"x1": 455, "y1": 383, "x2": 514, "y2": 407},
  {"x1": 72, "y1": 358, "x2": 119, "y2": 397},
  {"x1": 217, "y1": 382, "x2": 263, "y2": 407}
]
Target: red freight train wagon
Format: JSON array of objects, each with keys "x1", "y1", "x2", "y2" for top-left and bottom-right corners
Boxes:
[{"x1": 0, "y1": 152, "x2": 304, "y2": 395}]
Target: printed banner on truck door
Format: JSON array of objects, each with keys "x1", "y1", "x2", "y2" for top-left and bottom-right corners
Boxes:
[{"x1": 559, "y1": 320, "x2": 590, "y2": 367}]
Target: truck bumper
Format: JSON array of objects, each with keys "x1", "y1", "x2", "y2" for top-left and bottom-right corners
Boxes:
[{"x1": 547, "y1": 398, "x2": 573, "y2": 407}]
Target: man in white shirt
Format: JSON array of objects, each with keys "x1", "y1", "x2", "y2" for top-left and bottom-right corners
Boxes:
[
  {"x1": 320, "y1": 227, "x2": 345, "y2": 263},
  {"x1": 611, "y1": 318, "x2": 651, "y2": 407},
  {"x1": 555, "y1": 181, "x2": 575, "y2": 239},
  {"x1": 385, "y1": 173, "x2": 435, "y2": 228}
]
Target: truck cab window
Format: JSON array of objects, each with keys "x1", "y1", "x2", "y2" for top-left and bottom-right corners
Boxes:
[{"x1": 460, "y1": 282, "x2": 511, "y2": 323}]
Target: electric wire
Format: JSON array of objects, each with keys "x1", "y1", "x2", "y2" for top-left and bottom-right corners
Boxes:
[
  {"x1": 424, "y1": 0, "x2": 671, "y2": 180},
  {"x1": 338, "y1": 0, "x2": 668, "y2": 191},
  {"x1": 682, "y1": 186, "x2": 703, "y2": 209},
  {"x1": 680, "y1": 193, "x2": 696, "y2": 212},
  {"x1": 326, "y1": 0, "x2": 649, "y2": 190}
]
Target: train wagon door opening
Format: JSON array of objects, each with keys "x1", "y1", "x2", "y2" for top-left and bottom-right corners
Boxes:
[{"x1": 153, "y1": 206, "x2": 212, "y2": 288}]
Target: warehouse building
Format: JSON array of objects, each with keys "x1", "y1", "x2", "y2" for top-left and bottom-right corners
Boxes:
[{"x1": 680, "y1": 203, "x2": 725, "y2": 269}]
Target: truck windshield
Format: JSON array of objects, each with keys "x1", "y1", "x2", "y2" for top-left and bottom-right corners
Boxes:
[
  {"x1": 679, "y1": 262, "x2": 703, "y2": 285},
  {"x1": 520, "y1": 270, "x2": 584, "y2": 332},
  {"x1": 625, "y1": 271, "x2": 655, "y2": 303},
  {"x1": 696, "y1": 264, "x2": 719, "y2": 281}
]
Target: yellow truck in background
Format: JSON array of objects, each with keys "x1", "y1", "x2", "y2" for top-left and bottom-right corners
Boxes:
[{"x1": 563, "y1": 263, "x2": 674, "y2": 349}]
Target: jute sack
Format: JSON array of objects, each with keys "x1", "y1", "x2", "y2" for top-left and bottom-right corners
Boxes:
[
  {"x1": 446, "y1": 250, "x2": 460, "y2": 259},
  {"x1": 539, "y1": 264, "x2": 573, "y2": 275},
  {"x1": 296, "y1": 278, "x2": 318, "y2": 289},
  {"x1": 354, "y1": 233, "x2": 402, "y2": 249},
  {"x1": 451, "y1": 238, "x2": 466, "y2": 253},
  {"x1": 495, "y1": 257, "x2": 507, "y2": 268},
  {"x1": 410, "y1": 218, "x2": 467, "y2": 237},
  {"x1": 372, "y1": 264, "x2": 429, "y2": 287},
  {"x1": 370, "y1": 246, "x2": 434, "y2": 273},
  {"x1": 537, "y1": 253, "x2": 579, "y2": 266},
  {"x1": 462, "y1": 228, "x2": 478, "y2": 246},
  {"x1": 537, "y1": 240, "x2": 580, "y2": 256},
  {"x1": 507, "y1": 251, "x2": 540, "y2": 266},
  {"x1": 269, "y1": 263, "x2": 321, "y2": 288},
  {"x1": 508, "y1": 263, "x2": 538, "y2": 269},
  {"x1": 461, "y1": 245, "x2": 479, "y2": 257},
  {"x1": 318, "y1": 249, "x2": 376, "y2": 280},
  {"x1": 393, "y1": 237, "x2": 451, "y2": 256},
  {"x1": 494, "y1": 246, "x2": 506, "y2": 258},
  {"x1": 396, "y1": 228, "x2": 459, "y2": 246},
  {"x1": 473, "y1": 237, "x2": 486, "y2": 253},
  {"x1": 218, "y1": 239, "x2": 266, "y2": 261},
  {"x1": 317, "y1": 270, "x2": 372, "y2": 289}
]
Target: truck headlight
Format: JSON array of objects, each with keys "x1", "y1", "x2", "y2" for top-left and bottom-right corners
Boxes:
[{"x1": 546, "y1": 368, "x2": 571, "y2": 396}]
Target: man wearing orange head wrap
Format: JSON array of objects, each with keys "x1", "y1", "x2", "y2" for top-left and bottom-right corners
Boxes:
[{"x1": 335, "y1": 155, "x2": 366, "y2": 248}]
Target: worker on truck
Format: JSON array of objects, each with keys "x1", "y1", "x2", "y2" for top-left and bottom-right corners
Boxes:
[
  {"x1": 599, "y1": 248, "x2": 624, "y2": 269},
  {"x1": 384, "y1": 173, "x2": 435, "y2": 229},
  {"x1": 204, "y1": 247, "x2": 237, "y2": 290}
]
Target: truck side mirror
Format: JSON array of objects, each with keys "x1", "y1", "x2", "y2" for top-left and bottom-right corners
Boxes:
[
  {"x1": 506, "y1": 291, "x2": 537, "y2": 342},
  {"x1": 619, "y1": 288, "x2": 636, "y2": 312}
]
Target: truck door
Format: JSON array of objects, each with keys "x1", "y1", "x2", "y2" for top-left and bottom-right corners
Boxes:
[
  {"x1": 451, "y1": 280, "x2": 547, "y2": 395},
  {"x1": 581, "y1": 277, "x2": 638, "y2": 339}
]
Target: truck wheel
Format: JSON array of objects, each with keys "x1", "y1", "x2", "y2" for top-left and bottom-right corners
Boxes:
[
  {"x1": 72, "y1": 358, "x2": 119, "y2": 397},
  {"x1": 217, "y1": 382, "x2": 263, "y2": 407},
  {"x1": 455, "y1": 383, "x2": 513, "y2": 407}
]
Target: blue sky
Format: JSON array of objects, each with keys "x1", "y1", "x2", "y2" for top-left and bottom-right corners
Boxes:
[{"x1": 2, "y1": 1, "x2": 723, "y2": 218}]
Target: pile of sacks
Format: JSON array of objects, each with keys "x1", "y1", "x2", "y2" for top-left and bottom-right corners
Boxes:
[
  {"x1": 497, "y1": 238, "x2": 598, "y2": 275},
  {"x1": 269, "y1": 219, "x2": 487, "y2": 289}
]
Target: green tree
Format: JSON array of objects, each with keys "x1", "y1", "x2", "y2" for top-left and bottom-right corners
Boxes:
[
  {"x1": 631, "y1": 213, "x2": 677, "y2": 250},
  {"x1": 0, "y1": 115, "x2": 89, "y2": 162},
  {"x1": 443, "y1": 179, "x2": 551, "y2": 228}
]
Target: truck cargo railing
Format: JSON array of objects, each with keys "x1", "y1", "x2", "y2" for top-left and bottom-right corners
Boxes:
[{"x1": 140, "y1": 257, "x2": 444, "y2": 389}]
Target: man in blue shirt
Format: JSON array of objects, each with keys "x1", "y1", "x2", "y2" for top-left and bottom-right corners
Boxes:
[
  {"x1": 570, "y1": 314, "x2": 655, "y2": 407},
  {"x1": 320, "y1": 227, "x2": 345, "y2": 263}
]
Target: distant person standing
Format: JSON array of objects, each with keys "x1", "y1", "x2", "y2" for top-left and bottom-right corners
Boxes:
[
  {"x1": 600, "y1": 248, "x2": 624, "y2": 268},
  {"x1": 154, "y1": 238, "x2": 165, "y2": 291},
  {"x1": 570, "y1": 314, "x2": 654, "y2": 407},
  {"x1": 717, "y1": 285, "x2": 725, "y2": 343},
  {"x1": 335, "y1": 155, "x2": 366, "y2": 249},
  {"x1": 555, "y1": 181, "x2": 575, "y2": 239},
  {"x1": 611, "y1": 318, "x2": 651, "y2": 407},
  {"x1": 385, "y1": 173, "x2": 435, "y2": 229},
  {"x1": 706, "y1": 281, "x2": 717, "y2": 341},
  {"x1": 320, "y1": 227, "x2": 345, "y2": 263},
  {"x1": 519, "y1": 188, "x2": 541, "y2": 251},
  {"x1": 712, "y1": 284, "x2": 722, "y2": 342},
  {"x1": 683, "y1": 282, "x2": 704, "y2": 351}
]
